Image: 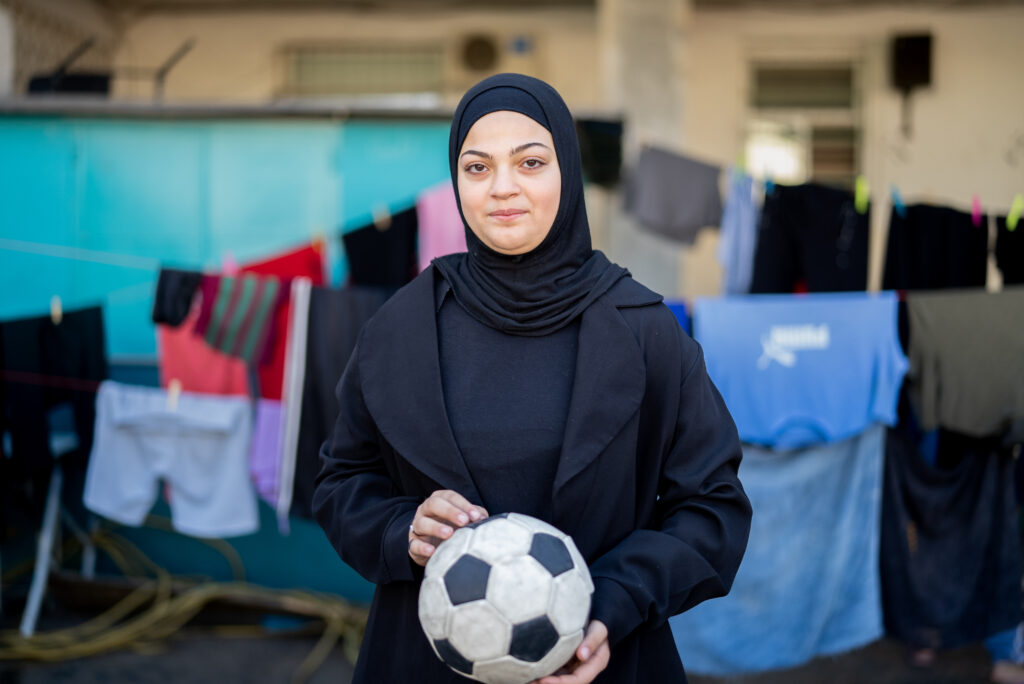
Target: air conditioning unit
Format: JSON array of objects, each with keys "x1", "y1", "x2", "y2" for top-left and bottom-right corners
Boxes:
[{"x1": 447, "y1": 33, "x2": 541, "y2": 94}]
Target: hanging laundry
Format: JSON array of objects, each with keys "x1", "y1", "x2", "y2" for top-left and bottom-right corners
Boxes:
[
  {"x1": 151, "y1": 268, "x2": 202, "y2": 327},
  {"x1": 157, "y1": 303, "x2": 250, "y2": 397},
  {"x1": 249, "y1": 398, "x2": 283, "y2": 509},
  {"x1": 416, "y1": 182, "x2": 466, "y2": 273},
  {"x1": 0, "y1": 305, "x2": 107, "y2": 472},
  {"x1": 750, "y1": 183, "x2": 869, "y2": 293},
  {"x1": 694, "y1": 292, "x2": 907, "y2": 449},
  {"x1": 716, "y1": 169, "x2": 758, "y2": 294},
  {"x1": 194, "y1": 273, "x2": 284, "y2": 365},
  {"x1": 625, "y1": 146, "x2": 722, "y2": 244},
  {"x1": 883, "y1": 204, "x2": 988, "y2": 290},
  {"x1": 575, "y1": 118, "x2": 623, "y2": 187},
  {"x1": 906, "y1": 287, "x2": 1024, "y2": 437},
  {"x1": 239, "y1": 241, "x2": 327, "y2": 401},
  {"x1": 671, "y1": 425, "x2": 886, "y2": 675},
  {"x1": 278, "y1": 283, "x2": 393, "y2": 521},
  {"x1": 881, "y1": 420, "x2": 1022, "y2": 650},
  {"x1": 342, "y1": 206, "x2": 418, "y2": 288},
  {"x1": 996, "y1": 215, "x2": 1024, "y2": 285},
  {"x1": 83, "y1": 381, "x2": 258, "y2": 538}
]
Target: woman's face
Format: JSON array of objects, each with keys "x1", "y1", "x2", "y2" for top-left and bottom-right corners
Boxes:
[{"x1": 457, "y1": 110, "x2": 561, "y2": 256}]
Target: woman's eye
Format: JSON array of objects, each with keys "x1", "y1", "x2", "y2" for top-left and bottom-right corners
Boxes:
[
  {"x1": 465, "y1": 163, "x2": 487, "y2": 174},
  {"x1": 522, "y1": 158, "x2": 546, "y2": 169}
]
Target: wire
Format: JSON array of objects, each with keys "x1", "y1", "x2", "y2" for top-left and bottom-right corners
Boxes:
[{"x1": 0, "y1": 526, "x2": 367, "y2": 683}]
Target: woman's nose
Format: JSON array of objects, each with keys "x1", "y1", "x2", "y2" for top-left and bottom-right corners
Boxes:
[{"x1": 490, "y1": 166, "x2": 519, "y2": 198}]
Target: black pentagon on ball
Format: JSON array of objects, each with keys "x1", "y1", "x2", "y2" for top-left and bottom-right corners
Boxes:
[
  {"x1": 464, "y1": 511, "x2": 509, "y2": 530},
  {"x1": 444, "y1": 555, "x2": 491, "y2": 605},
  {"x1": 434, "y1": 638, "x2": 474, "y2": 675},
  {"x1": 529, "y1": 533, "x2": 574, "y2": 577},
  {"x1": 509, "y1": 615, "x2": 559, "y2": 662}
]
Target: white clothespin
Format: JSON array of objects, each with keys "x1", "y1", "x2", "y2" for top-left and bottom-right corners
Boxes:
[
  {"x1": 50, "y1": 295, "x2": 63, "y2": 325},
  {"x1": 167, "y1": 378, "x2": 182, "y2": 412},
  {"x1": 372, "y1": 204, "x2": 392, "y2": 231}
]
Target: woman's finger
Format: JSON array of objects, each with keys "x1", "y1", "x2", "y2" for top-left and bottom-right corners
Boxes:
[
  {"x1": 424, "y1": 492, "x2": 482, "y2": 526},
  {"x1": 408, "y1": 538, "x2": 436, "y2": 566},
  {"x1": 575, "y1": 620, "x2": 608, "y2": 662},
  {"x1": 411, "y1": 516, "x2": 455, "y2": 542},
  {"x1": 436, "y1": 490, "x2": 488, "y2": 522}
]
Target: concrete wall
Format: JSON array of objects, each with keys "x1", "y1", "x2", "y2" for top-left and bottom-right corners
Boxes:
[
  {"x1": 111, "y1": 8, "x2": 601, "y2": 110},
  {"x1": 0, "y1": 0, "x2": 117, "y2": 95},
  {"x1": 0, "y1": 5, "x2": 12, "y2": 96},
  {"x1": 680, "y1": 5, "x2": 1024, "y2": 290}
]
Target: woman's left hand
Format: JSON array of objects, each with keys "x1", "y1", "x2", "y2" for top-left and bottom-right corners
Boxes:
[{"x1": 531, "y1": 620, "x2": 609, "y2": 684}]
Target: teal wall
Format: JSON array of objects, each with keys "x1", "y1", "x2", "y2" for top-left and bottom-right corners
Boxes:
[
  {"x1": 0, "y1": 115, "x2": 450, "y2": 358},
  {"x1": 0, "y1": 113, "x2": 452, "y2": 603}
]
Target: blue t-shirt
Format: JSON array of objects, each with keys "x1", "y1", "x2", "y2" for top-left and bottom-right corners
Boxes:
[{"x1": 693, "y1": 291, "x2": 907, "y2": 449}]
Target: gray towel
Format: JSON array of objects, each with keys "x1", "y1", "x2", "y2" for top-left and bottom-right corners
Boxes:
[{"x1": 626, "y1": 146, "x2": 722, "y2": 243}]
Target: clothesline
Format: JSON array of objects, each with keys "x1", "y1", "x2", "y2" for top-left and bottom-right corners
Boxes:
[{"x1": 0, "y1": 238, "x2": 162, "y2": 271}]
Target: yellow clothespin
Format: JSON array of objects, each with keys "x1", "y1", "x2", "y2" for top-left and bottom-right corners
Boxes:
[
  {"x1": 50, "y1": 295, "x2": 62, "y2": 325},
  {"x1": 373, "y1": 204, "x2": 392, "y2": 231},
  {"x1": 854, "y1": 175, "x2": 870, "y2": 215},
  {"x1": 167, "y1": 378, "x2": 182, "y2": 412},
  {"x1": 1008, "y1": 193, "x2": 1023, "y2": 232}
]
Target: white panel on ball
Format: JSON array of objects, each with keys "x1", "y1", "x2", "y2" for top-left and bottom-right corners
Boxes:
[
  {"x1": 449, "y1": 602, "x2": 513, "y2": 663},
  {"x1": 487, "y1": 556, "x2": 553, "y2": 624},
  {"x1": 418, "y1": 576, "x2": 453, "y2": 639},
  {"x1": 468, "y1": 516, "x2": 533, "y2": 563},
  {"x1": 548, "y1": 571, "x2": 592, "y2": 635}
]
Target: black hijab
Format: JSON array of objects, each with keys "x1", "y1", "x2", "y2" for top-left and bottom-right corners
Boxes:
[{"x1": 433, "y1": 73, "x2": 627, "y2": 337}]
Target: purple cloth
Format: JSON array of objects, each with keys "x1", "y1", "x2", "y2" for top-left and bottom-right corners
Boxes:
[{"x1": 250, "y1": 399, "x2": 283, "y2": 507}]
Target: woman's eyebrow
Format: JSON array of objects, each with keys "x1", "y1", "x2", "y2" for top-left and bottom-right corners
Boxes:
[
  {"x1": 511, "y1": 142, "x2": 550, "y2": 155},
  {"x1": 459, "y1": 142, "x2": 551, "y2": 160}
]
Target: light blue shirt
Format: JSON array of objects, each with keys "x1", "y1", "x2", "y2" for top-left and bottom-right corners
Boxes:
[{"x1": 694, "y1": 291, "x2": 907, "y2": 449}]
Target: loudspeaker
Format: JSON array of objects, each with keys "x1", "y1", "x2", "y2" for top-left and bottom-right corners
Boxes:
[{"x1": 890, "y1": 34, "x2": 932, "y2": 92}]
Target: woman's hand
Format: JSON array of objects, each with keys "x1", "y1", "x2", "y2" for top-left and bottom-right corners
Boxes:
[
  {"x1": 532, "y1": 620, "x2": 609, "y2": 684},
  {"x1": 408, "y1": 490, "x2": 488, "y2": 567}
]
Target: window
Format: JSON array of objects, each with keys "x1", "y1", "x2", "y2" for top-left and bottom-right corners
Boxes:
[
  {"x1": 745, "y1": 62, "x2": 861, "y2": 189},
  {"x1": 282, "y1": 44, "x2": 445, "y2": 97}
]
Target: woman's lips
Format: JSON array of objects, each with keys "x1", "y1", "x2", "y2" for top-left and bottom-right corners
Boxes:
[{"x1": 489, "y1": 209, "x2": 526, "y2": 221}]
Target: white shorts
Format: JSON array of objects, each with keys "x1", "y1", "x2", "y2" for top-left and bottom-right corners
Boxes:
[{"x1": 84, "y1": 381, "x2": 258, "y2": 538}]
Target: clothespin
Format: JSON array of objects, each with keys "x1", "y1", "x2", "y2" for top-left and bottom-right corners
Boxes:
[
  {"x1": 372, "y1": 204, "x2": 392, "y2": 231},
  {"x1": 854, "y1": 175, "x2": 870, "y2": 215},
  {"x1": 167, "y1": 378, "x2": 182, "y2": 412},
  {"x1": 1008, "y1": 194, "x2": 1023, "y2": 232},
  {"x1": 49, "y1": 295, "x2": 62, "y2": 325},
  {"x1": 890, "y1": 185, "x2": 907, "y2": 218},
  {"x1": 971, "y1": 194, "x2": 982, "y2": 228},
  {"x1": 764, "y1": 175, "x2": 775, "y2": 197}
]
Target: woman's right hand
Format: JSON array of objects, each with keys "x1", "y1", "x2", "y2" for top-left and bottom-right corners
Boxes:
[{"x1": 408, "y1": 490, "x2": 488, "y2": 567}]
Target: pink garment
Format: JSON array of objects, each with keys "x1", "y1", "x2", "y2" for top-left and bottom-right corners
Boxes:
[
  {"x1": 250, "y1": 398, "x2": 283, "y2": 508},
  {"x1": 157, "y1": 304, "x2": 250, "y2": 397},
  {"x1": 416, "y1": 181, "x2": 466, "y2": 272}
]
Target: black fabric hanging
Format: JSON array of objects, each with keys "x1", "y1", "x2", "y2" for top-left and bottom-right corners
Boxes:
[
  {"x1": 750, "y1": 182, "x2": 869, "y2": 293},
  {"x1": 883, "y1": 204, "x2": 988, "y2": 290},
  {"x1": 291, "y1": 285, "x2": 393, "y2": 519},
  {"x1": 152, "y1": 268, "x2": 202, "y2": 326},
  {"x1": 880, "y1": 413, "x2": 1023, "y2": 649},
  {"x1": 342, "y1": 207, "x2": 419, "y2": 289}
]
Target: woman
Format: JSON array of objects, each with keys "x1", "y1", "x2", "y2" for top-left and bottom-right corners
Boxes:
[{"x1": 313, "y1": 73, "x2": 751, "y2": 684}]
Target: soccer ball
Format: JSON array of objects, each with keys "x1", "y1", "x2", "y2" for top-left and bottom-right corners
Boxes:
[{"x1": 418, "y1": 512, "x2": 594, "y2": 684}]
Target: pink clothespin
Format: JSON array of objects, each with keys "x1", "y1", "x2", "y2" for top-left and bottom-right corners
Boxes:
[{"x1": 971, "y1": 194, "x2": 982, "y2": 227}]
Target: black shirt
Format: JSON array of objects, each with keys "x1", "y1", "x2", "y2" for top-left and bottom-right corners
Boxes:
[{"x1": 436, "y1": 280, "x2": 578, "y2": 520}]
